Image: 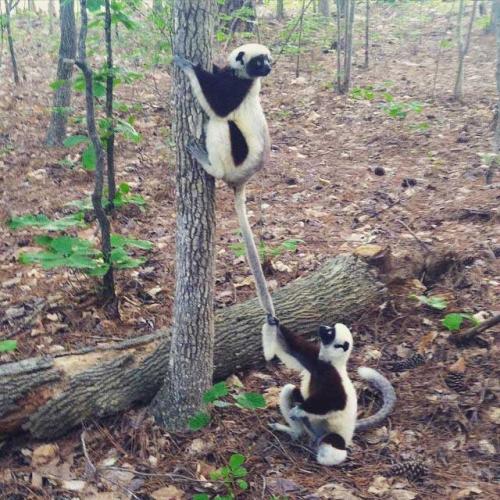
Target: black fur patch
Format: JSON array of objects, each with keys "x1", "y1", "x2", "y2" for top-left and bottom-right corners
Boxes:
[
  {"x1": 300, "y1": 360, "x2": 347, "y2": 415},
  {"x1": 291, "y1": 387, "x2": 305, "y2": 404},
  {"x1": 277, "y1": 323, "x2": 320, "y2": 373},
  {"x1": 321, "y1": 433, "x2": 346, "y2": 450},
  {"x1": 246, "y1": 54, "x2": 271, "y2": 77},
  {"x1": 228, "y1": 121, "x2": 248, "y2": 166},
  {"x1": 193, "y1": 65, "x2": 253, "y2": 117},
  {"x1": 236, "y1": 51, "x2": 245, "y2": 64}
]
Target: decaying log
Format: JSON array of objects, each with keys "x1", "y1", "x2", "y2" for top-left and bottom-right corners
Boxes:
[{"x1": 0, "y1": 254, "x2": 385, "y2": 439}]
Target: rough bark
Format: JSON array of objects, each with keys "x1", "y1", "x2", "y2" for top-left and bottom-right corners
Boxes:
[
  {"x1": 4, "y1": 0, "x2": 20, "y2": 85},
  {"x1": 364, "y1": 0, "x2": 369, "y2": 69},
  {"x1": 46, "y1": 0, "x2": 76, "y2": 147},
  {"x1": 149, "y1": 0, "x2": 217, "y2": 431},
  {"x1": 0, "y1": 254, "x2": 385, "y2": 439},
  {"x1": 335, "y1": 0, "x2": 354, "y2": 94}
]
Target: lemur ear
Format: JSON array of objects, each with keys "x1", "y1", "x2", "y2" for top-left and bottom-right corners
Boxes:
[{"x1": 236, "y1": 51, "x2": 245, "y2": 65}]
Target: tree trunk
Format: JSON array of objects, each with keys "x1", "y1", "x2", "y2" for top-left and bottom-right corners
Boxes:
[
  {"x1": 75, "y1": 0, "x2": 116, "y2": 302},
  {"x1": 4, "y1": 0, "x2": 20, "y2": 85},
  {"x1": 104, "y1": 0, "x2": 116, "y2": 206},
  {"x1": 0, "y1": 254, "x2": 386, "y2": 439},
  {"x1": 489, "y1": 0, "x2": 500, "y2": 184},
  {"x1": 335, "y1": 0, "x2": 355, "y2": 94},
  {"x1": 150, "y1": 0, "x2": 218, "y2": 432},
  {"x1": 454, "y1": 0, "x2": 478, "y2": 101},
  {"x1": 364, "y1": 0, "x2": 369, "y2": 69},
  {"x1": 45, "y1": 0, "x2": 76, "y2": 147},
  {"x1": 276, "y1": 0, "x2": 284, "y2": 20},
  {"x1": 319, "y1": 0, "x2": 330, "y2": 17},
  {"x1": 48, "y1": 0, "x2": 55, "y2": 35}
]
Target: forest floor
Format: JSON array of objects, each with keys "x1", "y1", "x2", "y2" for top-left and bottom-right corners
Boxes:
[{"x1": 0, "y1": 3, "x2": 499, "y2": 500}]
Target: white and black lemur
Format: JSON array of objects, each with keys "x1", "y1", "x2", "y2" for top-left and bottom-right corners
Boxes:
[
  {"x1": 173, "y1": 44, "x2": 275, "y2": 317},
  {"x1": 262, "y1": 315, "x2": 396, "y2": 466}
]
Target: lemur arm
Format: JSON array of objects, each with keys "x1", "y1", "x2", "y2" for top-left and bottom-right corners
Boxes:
[
  {"x1": 172, "y1": 56, "x2": 252, "y2": 118},
  {"x1": 262, "y1": 314, "x2": 319, "y2": 372}
]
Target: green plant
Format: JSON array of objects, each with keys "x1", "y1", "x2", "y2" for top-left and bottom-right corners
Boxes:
[
  {"x1": 442, "y1": 313, "x2": 479, "y2": 332},
  {"x1": 18, "y1": 234, "x2": 152, "y2": 277},
  {"x1": 410, "y1": 294, "x2": 447, "y2": 311},
  {"x1": 351, "y1": 86, "x2": 375, "y2": 100},
  {"x1": 0, "y1": 340, "x2": 17, "y2": 353},
  {"x1": 188, "y1": 382, "x2": 266, "y2": 431},
  {"x1": 229, "y1": 239, "x2": 303, "y2": 263},
  {"x1": 7, "y1": 213, "x2": 86, "y2": 231}
]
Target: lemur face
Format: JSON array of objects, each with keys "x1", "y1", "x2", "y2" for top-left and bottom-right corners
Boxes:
[
  {"x1": 318, "y1": 323, "x2": 353, "y2": 364},
  {"x1": 229, "y1": 44, "x2": 272, "y2": 79}
]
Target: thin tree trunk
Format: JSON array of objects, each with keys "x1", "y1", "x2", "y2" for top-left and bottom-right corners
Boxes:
[
  {"x1": 335, "y1": 0, "x2": 342, "y2": 91},
  {"x1": 4, "y1": 0, "x2": 20, "y2": 85},
  {"x1": 364, "y1": 0, "x2": 369, "y2": 69},
  {"x1": 276, "y1": 0, "x2": 284, "y2": 20},
  {"x1": 46, "y1": 0, "x2": 76, "y2": 147},
  {"x1": 295, "y1": 0, "x2": 306, "y2": 78},
  {"x1": 343, "y1": 0, "x2": 355, "y2": 93},
  {"x1": 488, "y1": 0, "x2": 500, "y2": 184},
  {"x1": 104, "y1": 0, "x2": 116, "y2": 207},
  {"x1": 319, "y1": 0, "x2": 330, "y2": 17},
  {"x1": 150, "y1": 0, "x2": 218, "y2": 432},
  {"x1": 454, "y1": 0, "x2": 478, "y2": 101},
  {"x1": 0, "y1": 0, "x2": 4, "y2": 70},
  {"x1": 0, "y1": 254, "x2": 386, "y2": 439},
  {"x1": 48, "y1": 0, "x2": 55, "y2": 35},
  {"x1": 75, "y1": 0, "x2": 115, "y2": 303}
]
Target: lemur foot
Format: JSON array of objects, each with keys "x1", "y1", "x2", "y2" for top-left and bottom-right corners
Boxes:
[
  {"x1": 187, "y1": 139, "x2": 209, "y2": 164},
  {"x1": 289, "y1": 405, "x2": 307, "y2": 421},
  {"x1": 266, "y1": 314, "x2": 279, "y2": 326},
  {"x1": 172, "y1": 55, "x2": 193, "y2": 71},
  {"x1": 268, "y1": 422, "x2": 301, "y2": 440}
]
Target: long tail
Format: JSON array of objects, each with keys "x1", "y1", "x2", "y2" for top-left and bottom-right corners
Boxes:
[
  {"x1": 234, "y1": 184, "x2": 275, "y2": 317},
  {"x1": 355, "y1": 367, "x2": 396, "y2": 431}
]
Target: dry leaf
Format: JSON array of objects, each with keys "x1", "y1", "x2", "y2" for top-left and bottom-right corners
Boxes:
[
  {"x1": 353, "y1": 244, "x2": 384, "y2": 257},
  {"x1": 449, "y1": 357, "x2": 466, "y2": 374},
  {"x1": 32, "y1": 443, "x2": 59, "y2": 466},
  {"x1": 418, "y1": 331, "x2": 438, "y2": 353},
  {"x1": 151, "y1": 485, "x2": 185, "y2": 500}
]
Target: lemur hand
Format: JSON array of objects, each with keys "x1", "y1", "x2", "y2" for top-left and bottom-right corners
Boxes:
[
  {"x1": 266, "y1": 314, "x2": 279, "y2": 326},
  {"x1": 289, "y1": 405, "x2": 307, "y2": 421},
  {"x1": 172, "y1": 55, "x2": 194, "y2": 71}
]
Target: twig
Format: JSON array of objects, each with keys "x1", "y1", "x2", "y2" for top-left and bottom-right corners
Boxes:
[
  {"x1": 452, "y1": 313, "x2": 500, "y2": 345},
  {"x1": 396, "y1": 219, "x2": 431, "y2": 254},
  {"x1": 80, "y1": 431, "x2": 98, "y2": 479}
]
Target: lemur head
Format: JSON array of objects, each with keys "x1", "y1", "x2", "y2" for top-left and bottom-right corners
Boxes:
[
  {"x1": 228, "y1": 44, "x2": 272, "y2": 79},
  {"x1": 318, "y1": 323, "x2": 353, "y2": 365}
]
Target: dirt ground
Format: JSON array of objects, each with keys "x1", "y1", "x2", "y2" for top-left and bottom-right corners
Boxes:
[{"x1": 0, "y1": 3, "x2": 499, "y2": 499}]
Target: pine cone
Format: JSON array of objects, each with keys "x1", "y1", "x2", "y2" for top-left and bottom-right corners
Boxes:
[
  {"x1": 445, "y1": 372, "x2": 467, "y2": 392},
  {"x1": 387, "y1": 353, "x2": 425, "y2": 372},
  {"x1": 387, "y1": 460, "x2": 428, "y2": 482}
]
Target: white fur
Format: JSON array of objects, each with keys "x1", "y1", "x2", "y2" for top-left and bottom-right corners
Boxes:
[
  {"x1": 228, "y1": 43, "x2": 271, "y2": 71},
  {"x1": 317, "y1": 444, "x2": 347, "y2": 466},
  {"x1": 261, "y1": 322, "x2": 277, "y2": 361}
]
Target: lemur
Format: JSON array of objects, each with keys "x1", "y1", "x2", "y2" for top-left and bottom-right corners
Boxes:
[
  {"x1": 173, "y1": 44, "x2": 275, "y2": 317},
  {"x1": 262, "y1": 316, "x2": 396, "y2": 466}
]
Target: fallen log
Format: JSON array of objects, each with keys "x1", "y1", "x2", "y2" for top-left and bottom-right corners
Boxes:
[{"x1": 0, "y1": 254, "x2": 385, "y2": 439}]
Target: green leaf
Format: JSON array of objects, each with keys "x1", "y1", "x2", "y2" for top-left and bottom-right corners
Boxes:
[
  {"x1": 203, "y1": 381, "x2": 229, "y2": 404},
  {"x1": 63, "y1": 134, "x2": 89, "y2": 147},
  {"x1": 7, "y1": 214, "x2": 50, "y2": 230},
  {"x1": 82, "y1": 143, "x2": 97, "y2": 171},
  {"x1": 192, "y1": 495, "x2": 210, "y2": 500},
  {"x1": 410, "y1": 294, "x2": 447, "y2": 311},
  {"x1": 50, "y1": 79, "x2": 68, "y2": 91},
  {"x1": 281, "y1": 239, "x2": 304, "y2": 252},
  {"x1": 115, "y1": 119, "x2": 141, "y2": 143},
  {"x1": 118, "y1": 182, "x2": 130, "y2": 194},
  {"x1": 231, "y1": 466, "x2": 247, "y2": 478},
  {"x1": 442, "y1": 313, "x2": 463, "y2": 331},
  {"x1": 8, "y1": 213, "x2": 85, "y2": 231},
  {"x1": 229, "y1": 453, "x2": 245, "y2": 469},
  {"x1": 188, "y1": 411, "x2": 211, "y2": 431},
  {"x1": 111, "y1": 234, "x2": 153, "y2": 250},
  {"x1": 87, "y1": 0, "x2": 104, "y2": 11},
  {"x1": 236, "y1": 479, "x2": 249, "y2": 490},
  {"x1": 234, "y1": 392, "x2": 266, "y2": 410},
  {"x1": 0, "y1": 340, "x2": 17, "y2": 353}
]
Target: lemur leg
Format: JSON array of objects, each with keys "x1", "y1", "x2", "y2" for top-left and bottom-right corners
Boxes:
[
  {"x1": 269, "y1": 384, "x2": 305, "y2": 440},
  {"x1": 187, "y1": 140, "x2": 225, "y2": 179},
  {"x1": 316, "y1": 433, "x2": 347, "y2": 466}
]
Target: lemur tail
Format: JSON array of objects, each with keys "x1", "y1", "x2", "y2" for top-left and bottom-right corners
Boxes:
[
  {"x1": 355, "y1": 367, "x2": 396, "y2": 431},
  {"x1": 234, "y1": 184, "x2": 275, "y2": 317}
]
